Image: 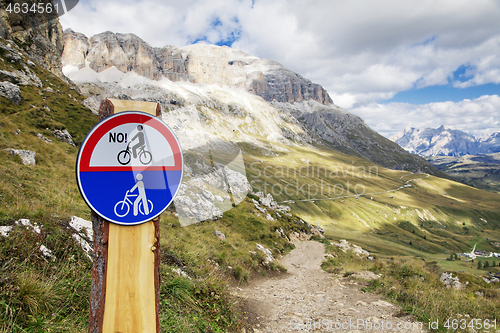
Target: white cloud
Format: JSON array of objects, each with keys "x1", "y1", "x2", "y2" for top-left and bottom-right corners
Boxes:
[
  {"x1": 353, "y1": 95, "x2": 500, "y2": 138},
  {"x1": 60, "y1": 0, "x2": 500, "y2": 135}
]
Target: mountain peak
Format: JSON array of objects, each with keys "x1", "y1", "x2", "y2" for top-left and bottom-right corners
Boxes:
[
  {"x1": 62, "y1": 30, "x2": 332, "y2": 105},
  {"x1": 392, "y1": 126, "x2": 500, "y2": 156}
]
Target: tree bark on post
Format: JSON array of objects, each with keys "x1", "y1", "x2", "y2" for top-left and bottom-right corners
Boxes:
[{"x1": 88, "y1": 99, "x2": 161, "y2": 333}]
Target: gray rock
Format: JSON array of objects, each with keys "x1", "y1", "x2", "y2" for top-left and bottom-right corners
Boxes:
[
  {"x1": 311, "y1": 225, "x2": 324, "y2": 238},
  {"x1": 214, "y1": 229, "x2": 226, "y2": 241},
  {"x1": 82, "y1": 96, "x2": 100, "y2": 115},
  {"x1": 256, "y1": 243, "x2": 274, "y2": 264},
  {"x1": 440, "y1": 272, "x2": 465, "y2": 289},
  {"x1": 69, "y1": 216, "x2": 93, "y2": 241},
  {"x1": 331, "y1": 239, "x2": 370, "y2": 257},
  {"x1": 173, "y1": 194, "x2": 223, "y2": 227},
  {"x1": 252, "y1": 199, "x2": 267, "y2": 214},
  {"x1": 259, "y1": 193, "x2": 278, "y2": 209},
  {"x1": 250, "y1": 67, "x2": 332, "y2": 105},
  {"x1": 4, "y1": 148, "x2": 36, "y2": 165},
  {"x1": 172, "y1": 267, "x2": 191, "y2": 279},
  {"x1": 0, "y1": 70, "x2": 20, "y2": 84},
  {"x1": 0, "y1": 226, "x2": 13, "y2": 237},
  {"x1": 39, "y1": 244, "x2": 56, "y2": 261},
  {"x1": 52, "y1": 129, "x2": 76, "y2": 146},
  {"x1": 0, "y1": 81, "x2": 21, "y2": 104},
  {"x1": 173, "y1": 157, "x2": 251, "y2": 226},
  {"x1": 0, "y1": 62, "x2": 42, "y2": 88},
  {"x1": 36, "y1": 133, "x2": 52, "y2": 143}
]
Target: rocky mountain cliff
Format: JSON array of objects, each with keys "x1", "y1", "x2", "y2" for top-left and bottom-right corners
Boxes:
[
  {"x1": 392, "y1": 126, "x2": 500, "y2": 157},
  {"x1": 62, "y1": 29, "x2": 332, "y2": 105},
  {"x1": 62, "y1": 29, "x2": 441, "y2": 176},
  {"x1": 0, "y1": 0, "x2": 64, "y2": 77}
]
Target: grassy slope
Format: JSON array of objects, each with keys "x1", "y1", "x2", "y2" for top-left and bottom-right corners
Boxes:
[{"x1": 243, "y1": 143, "x2": 500, "y2": 270}]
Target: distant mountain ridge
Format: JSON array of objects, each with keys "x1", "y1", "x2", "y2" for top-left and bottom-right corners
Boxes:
[{"x1": 391, "y1": 126, "x2": 500, "y2": 157}]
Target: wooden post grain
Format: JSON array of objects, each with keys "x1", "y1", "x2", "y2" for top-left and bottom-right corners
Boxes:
[{"x1": 89, "y1": 99, "x2": 162, "y2": 333}]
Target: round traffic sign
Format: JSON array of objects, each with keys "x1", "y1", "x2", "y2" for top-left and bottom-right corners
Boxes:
[{"x1": 76, "y1": 111, "x2": 183, "y2": 225}]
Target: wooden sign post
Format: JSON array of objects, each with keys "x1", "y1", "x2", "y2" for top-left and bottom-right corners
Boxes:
[{"x1": 88, "y1": 99, "x2": 163, "y2": 333}]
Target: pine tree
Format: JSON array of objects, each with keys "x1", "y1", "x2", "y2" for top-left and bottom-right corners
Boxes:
[{"x1": 477, "y1": 261, "x2": 483, "y2": 269}]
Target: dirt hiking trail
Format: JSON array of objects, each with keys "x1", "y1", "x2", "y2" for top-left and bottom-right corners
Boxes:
[{"x1": 233, "y1": 241, "x2": 428, "y2": 332}]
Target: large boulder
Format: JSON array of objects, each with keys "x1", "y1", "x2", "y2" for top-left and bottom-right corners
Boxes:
[
  {"x1": 4, "y1": 148, "x2": 36, "y2": 165},
  {"x1": 440, "y1": 272, "x2": 465, "y2": 290},
  {"x1": 0, "y1": 81, "x2": 21, "y2": 104},
  {"x1": 52, "y1": 129, "x2": 76, "y2": 146}
]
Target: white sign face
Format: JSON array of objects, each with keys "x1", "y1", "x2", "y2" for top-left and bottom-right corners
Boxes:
[
  {"x1": 76, "y1": 111, "x2": 183, "y2": 225},
  {"x1": 89, "y1": 123, "x2": 175, "y2": 168}
]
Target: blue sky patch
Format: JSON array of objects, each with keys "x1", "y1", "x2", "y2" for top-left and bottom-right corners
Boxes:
[
  {"x1": 190, "y1": 16, "x2": 242, "y2": 47},
  {"x1": 412, "y1": 35, "x2": 438, "y2": 47},
  {"x1": 452, "y1": 63, "x2": 475, "y2": 83},
  {"x1": 384, "y1": 83, "x2": 500, "y2": 104},
  {"x1": 216, "y1": 30, "x2": 241, "y2": 47}
]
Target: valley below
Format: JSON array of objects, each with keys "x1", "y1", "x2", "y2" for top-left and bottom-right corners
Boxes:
[{"x1": 428, "y1": 153, "x2": 500, "y2": 194}]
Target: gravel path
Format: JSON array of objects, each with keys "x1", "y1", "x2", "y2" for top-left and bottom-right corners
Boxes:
[{"x1": 234, "y1": 241, "x2": 429, "y2": 332}]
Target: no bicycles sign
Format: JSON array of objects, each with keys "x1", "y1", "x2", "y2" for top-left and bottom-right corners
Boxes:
[{"x1": 76, "y1": 111, "x2": 183, "y2": 225}]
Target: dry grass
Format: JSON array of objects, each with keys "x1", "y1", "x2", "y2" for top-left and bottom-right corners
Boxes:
[{"x1": 319, "y1": 239, "x2": 500, "y2": 332}]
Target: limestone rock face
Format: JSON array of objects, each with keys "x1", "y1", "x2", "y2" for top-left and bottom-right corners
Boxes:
[
  {"x1": 62, "y1": 29, "x2": 89, "y2": 70},
  {"x1": 250, "y1": 67, "x2": 332, "y2": 104},
  {"x1": 0, "y1": 81, "x2": 21, "y2": 104},
  {"x1": 0, "y1": 0, "x2": 64, "y2": 77},
  {"x1": 62, "y1": 30, "x2": 332, "y2": 105}
]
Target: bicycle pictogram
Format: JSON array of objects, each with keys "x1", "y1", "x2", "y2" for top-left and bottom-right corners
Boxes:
[
  {"x1": 114, "y1": 174, "x2": 153, "y2": 217},
  {"x1": 117, "y1": 125, "x2": 152, "y2": 165},
  {"x1": 117, "y1": 143, "x2": 152, "y2": 165}
]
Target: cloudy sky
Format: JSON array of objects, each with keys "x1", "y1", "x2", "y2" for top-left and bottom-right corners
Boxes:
[{"x1": 60, "y1": 0, "x2": 500, "y2": 138}]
